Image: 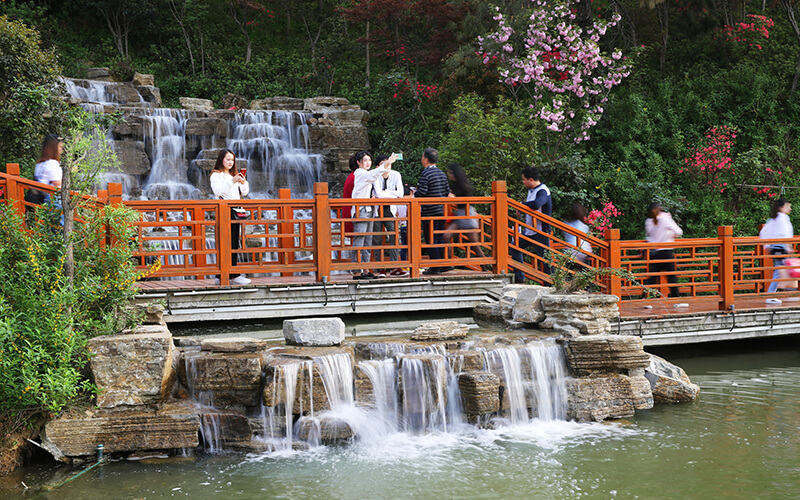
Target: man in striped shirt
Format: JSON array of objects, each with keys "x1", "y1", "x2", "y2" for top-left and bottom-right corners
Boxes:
[{"x1": 415, "y1": 148, "x2": 451, "y2": 274}]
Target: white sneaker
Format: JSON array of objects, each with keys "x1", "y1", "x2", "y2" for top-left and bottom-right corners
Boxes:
[
  {"x1": 231, "y1": 276, "x2": 251, "y2": 285},
  {"x1": 766, "y1": 298, "x2": 782, "y2": 304}
]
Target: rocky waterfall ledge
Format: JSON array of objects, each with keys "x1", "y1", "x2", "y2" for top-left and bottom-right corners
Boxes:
[{"x1": 40, "y1": 290, "x2": 699, "y2": 462}]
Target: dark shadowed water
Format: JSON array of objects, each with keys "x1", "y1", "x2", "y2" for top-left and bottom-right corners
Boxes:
[{"x1": 2, "y1": 334, "x2": 798, "y2": 500}]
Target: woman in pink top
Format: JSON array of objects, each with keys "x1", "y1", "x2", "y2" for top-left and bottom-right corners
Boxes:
[{"x1": 644, "y1": 202, "x2": 683, "y2": 297}]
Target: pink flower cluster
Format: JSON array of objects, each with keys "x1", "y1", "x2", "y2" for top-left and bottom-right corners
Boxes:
[
  {"x1": 478, "y1": 0, "x2": 630, "y2": 147},
  {"x1": 753, "y1": 167, "x2": 782, "y2": 198},
  {"x1": 586, "y1": 201, "x2": 622, "y2": 238},
  {"x1": 680, "y1": 126, "x2": 736, "y2": 192},
  {"x1": 392, "y1": 78, "x2": 438, "y2": 101},
  {"x1": 717, "y1": 14, "x2": 773, "y2": 50}
]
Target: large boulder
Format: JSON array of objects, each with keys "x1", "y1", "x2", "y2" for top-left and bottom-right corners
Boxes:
[
  {"x1": 473, "y1": 301, "x2": 504, "y2": 328},
  {"x1": 42, "y1": 409, "x2": 200, "y2": 460},
  {"x1": 86, "y1": 67, "x2": 111, "y2": 80},
  {"x1": 645, "y1": 354, "x2": 700, "y2": 402},
  {"x1": 180, "y1": 97, "x2": 214, "y2": 111},
  {"x1": 113, "y1": 140, "x2": 150, "y2": 176},
  {"x1": 284, "y1": 318, "x2": 345, "y2": 346},
  {"x1": 511, "y1": 286, "x2": 553, "y2": 323},
  {"x1": 250, "y1": 96, "x2": 305, "y2": 110},
  {"x1": 185, "y1": 117, "x2": 228, "y2": 137},
  {"x1": 296, "y1": 416, "x2": 356, "y2": 445},
  {"x1": 89, "y1": 331, "x2": 176, "y2": 408},
  {"x1": 458, "y1": 371, "x2": 500, "y2": 417},
  {"x1": 411, "y1": 321, "x2": 469, "y2": 341},
  {"x1": 564, "y1": 335, "x2": 650, "y2": 375},
  {"x1": 132, "y1": 72, "x2": 155, "y2": 86},
  {"x1": 499, "y1": 284, "x2": 529, "y2": 319},
  {"x1": 200, "y1": 337, "x2": 267, "y2": 353},
  {"x1": 184, "y1": 352, "x2": 264, "y2": 408},
  {"x1": 566, "y1": 373, "x2": 653, "y2": 422},
  {"x1": 540, "y1": 293, "x2": 620, "y2": 335}
]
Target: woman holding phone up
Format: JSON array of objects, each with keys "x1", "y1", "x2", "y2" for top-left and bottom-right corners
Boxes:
[{"x1": 210, "y1": 148, "x2": 251, "y2": 285}]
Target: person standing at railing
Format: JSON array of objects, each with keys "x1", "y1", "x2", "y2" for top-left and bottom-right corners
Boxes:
[
  {"x1": 372, "y1": 153, "x2": 407, "y2": 277},
  {"x1": 351, "y1": 151, "x2": 395, "y2": 279},
  {"x1": 443, "y1": 163, "x2": 487, "y2": 267},
  {"x1": 644, "y1": 202, "x2": 683, "y2": 297},
  {"x1": 512, "y1": 166, "x2": 552, "y2": 284},
  {"x1": 210, "y1": 148, "x2": 251, "y2": 286},
  {"x1": 564, "y1": 203, "x2": 592, "y2": 266},
  {"x1": 759, "y1": 198, "x2": 794, "y2": 296},
  {"x1": 32, "y1": 134, "x2": 63, "y2": 204},
  {"x1": 416, "y1": 148, "x2": 451, "y2": 275}
]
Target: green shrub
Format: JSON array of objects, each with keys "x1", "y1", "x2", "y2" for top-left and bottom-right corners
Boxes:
[{"x1": 0, "y1": 201, "x2": 145, "y2": 414}]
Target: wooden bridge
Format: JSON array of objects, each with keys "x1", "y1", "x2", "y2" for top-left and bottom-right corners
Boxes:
[{"x1": 3, "y1": 163, "x2": 800, "y2": 345}]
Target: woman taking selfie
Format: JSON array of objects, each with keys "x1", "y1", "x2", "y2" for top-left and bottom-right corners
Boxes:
[{"x1": 210, "y1": 148, "x2": 251, "y2": 285}]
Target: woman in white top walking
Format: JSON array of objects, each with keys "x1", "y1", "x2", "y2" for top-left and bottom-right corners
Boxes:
[
  {"x1": 759, "y1": 198, "x2": 793, "y2": 295},
  {"x1": 644, "y1": 202, "x2": 683, "y2": 297},
  {"x1": 350, "y1": 151, "x2": 394, "y2": 279},
  {"x1": 210, "y1": 148, "x2": 251, "y2": 285}
]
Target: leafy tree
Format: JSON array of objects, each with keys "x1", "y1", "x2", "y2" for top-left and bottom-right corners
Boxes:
[{"x1": 0, "y1": 14, "x2": 71, "y2": 171}]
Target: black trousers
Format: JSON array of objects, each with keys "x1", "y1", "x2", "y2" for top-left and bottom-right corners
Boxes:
[
  {"x1": 512, "y1": 232, "x2": 551, "y2": 283},
  {"x1": 645, "y1": 249, "x2": 679, "y2": 297}
]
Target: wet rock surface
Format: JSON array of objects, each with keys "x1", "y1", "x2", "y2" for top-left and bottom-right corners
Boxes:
[
  {"x1": 645, "y1": 354, "x2": 701, "y2": 402},
  {"x1": 411, "y1": 321, "x2": 469, "y2": 341},
  {"x1": 564, "y1": 335, "x2": 651, "y2": 375},
  {"x1": 284, "y1": 318, "x2": 345, "y2": 346}
]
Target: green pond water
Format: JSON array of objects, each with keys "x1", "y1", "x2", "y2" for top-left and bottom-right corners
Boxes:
[{"x1": 2, "y1": 334, "x2": 799, "y2": 500}]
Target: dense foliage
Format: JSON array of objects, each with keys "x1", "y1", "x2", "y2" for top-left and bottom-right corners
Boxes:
[
  {"x1": 0, "y1": 202, "x2": 146, "y2": 414},
  {"x1": 3, "y1": 0, "x2": 800, "y2": 237}
]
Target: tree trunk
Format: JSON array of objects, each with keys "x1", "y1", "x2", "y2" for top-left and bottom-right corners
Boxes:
[
  {"x1": 61, "y1": 158, "x2": 74, "y2": 292},
  {"x1": 657, "y1": 0, "x2": 669, "y2": 71},
  {"x1": 365, "y1": 20, "x2": 370, "y2": 88},
  {"x1": 781, "y1": 0, "x2": 800, "y2": 92}
]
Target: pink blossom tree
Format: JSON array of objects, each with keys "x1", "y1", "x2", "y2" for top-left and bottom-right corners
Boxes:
[{"x1": 478, "y1": 0, "x2": 630, "y2": 159}]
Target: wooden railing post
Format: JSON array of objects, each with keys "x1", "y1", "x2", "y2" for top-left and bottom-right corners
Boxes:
[
  {"x1": 756, "y1": 223, "x2": 768, "y2": 293},
  {"x1": 218, "y1": 201, "x2": 232, "y2": 285},
  {"x1": 718, "y1": 225, "x2": 735, "y2": 311},
  {"x1": 313, "y1": 182, "x2": 331, "y2": 282},
  {"x1": 492, "y1": 180, "x2": 509, "y2": 274},
  {"x1": 5, "y1": 163, "x2": 23, "y2": 217},
  {"x1": 409, "y1": 198, "x2": 422, "y2": 278},
  {"x1": 603, "y1": 228, "x2": 622, "y2": 298},
  {"x1": 107, "y1": 183, "x2": 123, "y2": 247},
  {"x1": 278, "y1": 188, "x2": 294, "y2": 277}
]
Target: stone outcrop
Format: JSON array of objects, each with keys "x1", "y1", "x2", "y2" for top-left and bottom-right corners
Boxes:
[
  {"x1": 567, "y1": 373, "x2": 653, "y2": 422},
  {"x1": 251, "y1": 96, "x2": 304, "y2": 110},
  {"x1": 221, "y1": 93, "x2": 249, "y2": 109},
  {"x1": 185, "y1": 352, "x2": 264, "y2": 407},
  {"x1": 89, "y1": 331, "x2": 176, "y2": 408},
  {"x1": 42, "y1": 408, "x2": 199, "y2": 460},
  {"x1": 185, "y1": 117, "x2": 228, "y2": 137},
  {"x1": 284, "y1": 318, "x2": 345, "y2": 346},
  {"x1": 112, "y1": 140, "x2": 150, "y2": 175},
  {"x1": 200, "y1": 337, "x2": 268, "y2": 353},
  {"x1": 511, "y1": 286, "x2": 553, "y2": 324},
  {"x1": 132, "y1": 72, "x2": 155, "y2": 86},
  {"x1": 564, "y1": 335, "x2": 650, "y2": 375},
  {"x1": 645, "y1": 354, "x2": 701, "y2": 402},
  {"x1": 86, "y1": 67, "x2": 111, "y2": 80},
  {"x1": 473, "y1": 302, "x2": 504, "y2": 328},
  {"x1": 499, "y1": 284, "x2": 528, "y2": 319},
  {"x1": 411, "y1": 321, "x2": 469, "y2": 341},
  {"x1": 540, "y1": 293, "x2": 620, "y2": 335},
  {"x1": 296, "y1": 416, "x2": 356, "y2": 445},
  {"x1": 458, "y1": 371, "x2": 500, "y2": 417},
  {"x1": 179, "y1": 97, "x2": 214, "y2": 111}
]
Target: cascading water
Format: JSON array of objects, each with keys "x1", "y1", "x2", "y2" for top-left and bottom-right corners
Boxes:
[
  {"x1": 227, "y1": 111, "x2": 322, "y2": 199},
  {"x1": 63, "y1": 79, "x2": 323, "y2": 201},
  {"x1": 142, "y1": 109, "x2": 202, "y2": 200},
  {"x1": 190, "y1": 339, "x2": 570, "y2": 454}
]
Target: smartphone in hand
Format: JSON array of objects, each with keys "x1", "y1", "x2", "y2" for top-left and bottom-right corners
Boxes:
[
  {"x1": 393, "y1": 152, "x2": 404, "y2": 161},
  {"x1": 240, "y1": 168, "x2": 247, "y2": 177}
]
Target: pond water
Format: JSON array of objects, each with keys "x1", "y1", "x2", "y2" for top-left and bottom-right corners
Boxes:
[{"x1": 2, "y1": 336, "x2": 799, "y2": 499}]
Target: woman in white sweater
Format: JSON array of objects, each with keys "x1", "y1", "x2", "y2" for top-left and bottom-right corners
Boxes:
[
  {"x1": 759, "y1": 198, "x2": 793, "y2": 295},
  {"x1": 210, "y1": 149, "x2": 250, "y2": 285},
  {"x1": 644, "y1": 202, "x2": 683, "y2": 297}
]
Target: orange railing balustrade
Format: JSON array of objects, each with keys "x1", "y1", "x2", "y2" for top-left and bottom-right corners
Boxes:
[{"x1": 3, "y1": 162, "x2": 799, "y2": 309}]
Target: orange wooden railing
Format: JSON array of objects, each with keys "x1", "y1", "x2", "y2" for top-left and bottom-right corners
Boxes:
[{"x1": 3, "y1": 163, "x2": 798, "y2": 310}]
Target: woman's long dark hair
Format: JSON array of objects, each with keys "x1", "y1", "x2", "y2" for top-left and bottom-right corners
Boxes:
[
  {"x1": 39, "y1": 134, "x2": 63, "y2": 163},
  {"x1": 770, "y1": 198, "x2": 789, "y2": 219},
  {"x1": 447, "y1": 163, "x2": 473, "y2": 197},
  {"x1": 213, "y1": 148, "x2": 238, "y2": 175},
  {"x1": 646, "y1": 202, "x2": 661, "y2": 224}
]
